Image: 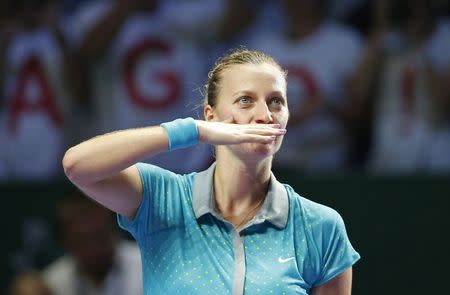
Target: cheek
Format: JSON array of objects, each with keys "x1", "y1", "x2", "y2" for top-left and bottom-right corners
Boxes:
[
  {"x1": 214, "y1": 108, "x2": 233, "y2": 121},
  {"x1": 275, "y1": 108, "x2": 289, "y2": 127},
  {"x1": 214, "y1": 103, "x2": 246, "y2": 122},
  {"x1": 230, "y1": 108, "x2": 253, "y2": 123}
]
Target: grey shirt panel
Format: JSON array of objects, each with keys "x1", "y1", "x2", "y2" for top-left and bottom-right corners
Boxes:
[
  {"x1": 192, "y1": 163, "x2": 289, "y2": 295},
  {"x1": 192, "y1": 162, "x2": 289, "y2": 229}
]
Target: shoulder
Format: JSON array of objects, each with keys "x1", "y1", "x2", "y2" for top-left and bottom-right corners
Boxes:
[
  {"x1": 136, "y1": 162, "x2": 196, "y2": 188},
  {"x1": 117, "y1": 240, "x2": 141, "y2": 259},
  {"x1": 116, "y1": 241, "x2": 144, "y2": 294},
  {"x1": 42, "y1": 255, "x2": 76, "y2": 290},
  {"x1": 285, "y1": 184, "x2": 344, "y2": 229},
  {"x1": 43, "y1": 255, "x2": 75, "y2": 277},
  {"x1": 116, "y1": 240, "x2": 142, "y2": 272}
]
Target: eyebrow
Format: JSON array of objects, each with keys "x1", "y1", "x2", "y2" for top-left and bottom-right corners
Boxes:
[
  {"x1": 231, "y1": 90, "x2": 286, "y2": 98},
  {"x1": 231, "y1": 90, "x2": 252, "y2": 97},
  {"x1": 268, "y1": 91, "x2": 285, "y2": 98}
]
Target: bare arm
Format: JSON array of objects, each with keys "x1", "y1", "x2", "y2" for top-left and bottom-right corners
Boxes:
[
  {"x1": 62, "y1": 120, "x2": 285, "y2": 219},
  {"x1": 0, "y1": 18, "x2": 17, "y2": 109},
  {"x1": 427, "y1": 65, "x2": 450, "y2": 125},
  {"x1": 0, "y1": 35, "x2": 7, "y2": 109},
  {"x1": 311, "y1": 268, "x2": 353, "y2": 295},
  {"x1": 345, "y1": 0, "x2": 389, "y2": 118},
  {"x1": 217, "y1": 0, "x2": 255, "y2": 41},
  {"x1": 62, "y1": 126, "x2": 167, "y2": 219},
  {"x1": 77, "y1": 0, "x2": 139, "y2": 60}
]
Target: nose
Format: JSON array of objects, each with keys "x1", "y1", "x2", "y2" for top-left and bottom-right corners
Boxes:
[{"x1": 253, "y1": 101, "x2": 273, "y2": 124}]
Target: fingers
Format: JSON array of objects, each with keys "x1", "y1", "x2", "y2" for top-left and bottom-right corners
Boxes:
[
  {"x1": 242, "y1": 134, "x2": 278, "y2": 144},
  {"x1": 241, "y1": 125, "x2": 287, "y2": 136},
  {"x1": 201, "y1": 119, "x2": 286, "y2": 145}
]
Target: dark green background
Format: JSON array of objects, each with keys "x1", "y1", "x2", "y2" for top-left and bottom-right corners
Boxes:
[{"x1": 2, "y1": 172, "x2": 449, "y2": 294}]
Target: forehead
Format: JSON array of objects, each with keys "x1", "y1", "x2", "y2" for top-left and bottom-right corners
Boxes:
[{"x1": 219, "y1": 63, "x2": 286, "y2": 96}]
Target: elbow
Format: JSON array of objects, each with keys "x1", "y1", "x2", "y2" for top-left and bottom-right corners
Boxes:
[{"x1": 62, "y1": 147, "x2": 85, "y2": 185}]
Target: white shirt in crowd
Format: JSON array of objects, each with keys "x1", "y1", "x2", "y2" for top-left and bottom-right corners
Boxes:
[
  {"x1": 43, "y1": 241, "x2": 143, "y2": 295},
  {"x1": 369, "y1": 18, "x2": 450, "y2": 173}
]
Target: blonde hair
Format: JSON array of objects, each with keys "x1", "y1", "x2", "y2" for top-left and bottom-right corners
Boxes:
[{"x1": 204, "y1": 48, "x2": 287, "y2": 107}]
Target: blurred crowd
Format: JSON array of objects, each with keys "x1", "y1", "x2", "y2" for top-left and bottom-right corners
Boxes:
[
  {"x1": 1, "y1": 0, "x2": 449, "y2": 185},
  {"x1": 8, "y1": 191, "x2": 143, "y2": 295},
  {"x1": 2, "y1": 1, "x2": 450, "y2": 294}
]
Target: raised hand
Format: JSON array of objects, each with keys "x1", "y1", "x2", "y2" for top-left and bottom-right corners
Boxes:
[{"x1": 196, "y1": 118, "x2": 287, "y2": 146}]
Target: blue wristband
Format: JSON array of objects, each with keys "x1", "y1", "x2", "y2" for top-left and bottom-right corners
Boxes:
[{"x1": 160, "y1": 117, "x2": 199, "y2": 151}]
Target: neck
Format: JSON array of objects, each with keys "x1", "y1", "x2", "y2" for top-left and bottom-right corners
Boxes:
[{"x1": 214, "y1": 150, "x2": 272, "y2": 216}]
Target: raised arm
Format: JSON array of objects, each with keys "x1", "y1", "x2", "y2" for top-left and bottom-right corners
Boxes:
[
  {"x1": 77, "y1": 0, "x2": 141, "y2": 60},
  {"x1": 62, "y1": 119, "x2": 285, "y2": 219},
  {"x1": 62, "y1": 126, "x2": 167, "y2": 219}
]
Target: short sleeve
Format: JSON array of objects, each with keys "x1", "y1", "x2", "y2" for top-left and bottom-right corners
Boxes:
[
  {"x1": 314, "y1": 209, "x2": 360, "y2": 286},
  {"x1": 117, "y1": 162, "x2": 185, "y2": 242}
]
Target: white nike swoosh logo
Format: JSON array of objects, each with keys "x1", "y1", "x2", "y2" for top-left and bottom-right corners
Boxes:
[{"x1": 278, "y1": 257, "x2": 295, "y2": 263}]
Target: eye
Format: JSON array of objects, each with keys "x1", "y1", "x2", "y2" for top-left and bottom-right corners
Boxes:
[
  {"x1": 270, "y1": 97, "x2": 284, "y2": 106},
  {"x1": 238, "y1": 96, "x2": 252, "y2": 105}
]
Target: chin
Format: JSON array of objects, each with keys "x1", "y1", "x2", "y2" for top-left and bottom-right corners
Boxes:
[{"x1": 240, "y1": 142, "x2": 280, "y2": 158}]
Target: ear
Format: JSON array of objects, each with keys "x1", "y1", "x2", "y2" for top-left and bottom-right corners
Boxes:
[{"x1": 204, "y1": 104, "x2": 215, "y2": 122}]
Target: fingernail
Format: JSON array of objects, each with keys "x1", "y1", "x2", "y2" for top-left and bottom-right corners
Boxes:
[{"x1": 279, "y1": 129, "x2": 287, "y2": 133}]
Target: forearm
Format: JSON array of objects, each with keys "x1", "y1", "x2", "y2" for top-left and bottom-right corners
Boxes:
[
  {"x1": 63, "y1": 126, "x2": 168, "y2": 185},
  {"x1": 217, "y1": 0, "x2": 254, "y2": 41},
  {"x1": 78, "y1": 2, "x2": 132, "y2": 59},
  {"x1": 347, "y1": 37, "x2": 383, "y2": 104},
  {"x1": 63, "y1": 118, "x2": 284, "y2": 185},
  {"x1": 348, "y1": 0, "x2": 388, "y2": 105}
]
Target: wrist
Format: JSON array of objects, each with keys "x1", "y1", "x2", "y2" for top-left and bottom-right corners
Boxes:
[
  {"x1": 195, "y1": 120, "x2": 208, "y2": 143},
  {"x1": 160, "y1": 118, "x2": 199, "y2": 151}
]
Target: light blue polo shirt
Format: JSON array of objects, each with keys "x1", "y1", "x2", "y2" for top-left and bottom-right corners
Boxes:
[{"x1": 118, "y1": 163, "x2": 360, "y2": 295}]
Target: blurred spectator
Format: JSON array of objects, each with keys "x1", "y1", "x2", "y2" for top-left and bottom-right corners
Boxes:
[
  {"x1": 0, "y1": 114, "x2": 6, "y2": 181},
  {"x1": 70, "y1": 0, "x2": 212, "y2": 173},
  {"x1": 62, "y1": 0, "x2": 91, "y2": 16},
  {"x1": 0, "y1": 0, "x2": 18, "y2": 182},
  {"x1": 9, "y1": 271, "x2": 52, "y2": 295},
  {"x1": 247, "y1": 0, "x2": 364, "y2": 172},
  {"x1": 217, "y1": 0, "x2": 285, "y2": 46},
  {"x1": 355, "y1": 0, "x2": 449, "y2": 173},
  {"x1": 424, "y1": 18, "x2": 450, "y2": 171},
  {"x1": 328, "y1": 0, "x2": 368, "y2": 21},
  {"x1": 42, "y1": 192, "x2": 142, "y2": 295},
  {"x1": 216, "y1": 0, "x2": 368, "y2": 50},
  {"x1": 0, "y1": 0, "x2": 77, "y2": 181},
  {"x1": 158, "y1": 0, "x2": 226, "y2": 44}
]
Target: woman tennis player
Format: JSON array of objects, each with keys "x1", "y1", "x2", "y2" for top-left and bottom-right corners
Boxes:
[{"x1": 63, "y1": 49, "x2": 360, "y2": 295}]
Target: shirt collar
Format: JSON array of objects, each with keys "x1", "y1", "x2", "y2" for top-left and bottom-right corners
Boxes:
[{"x1": 192, "y1": 163, "x2": 289, "y2": 229}]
